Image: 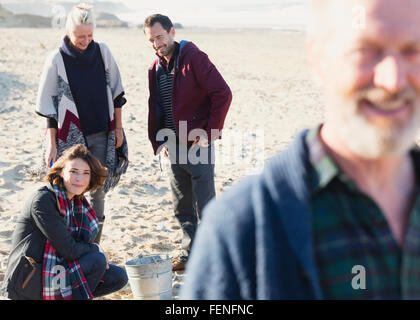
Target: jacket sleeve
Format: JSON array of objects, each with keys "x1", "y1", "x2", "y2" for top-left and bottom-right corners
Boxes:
[
  {"x1": 191, "y1": 50, "x2": 232, "y2": 141},
  {"x1": 30, "y1": 191, "x2": 99, "y2": 261},
  {"x1": 99, "y1": 42, "x2": 126, "y2": 105},
  {"x1": 180, "y1": 176, "x2": 258, "y2": 300},
  {"x1": 35, "y1": 50, "x2": 60, "y2": 119},
  {"x1": 180, "y1": 202, "x2": 243, "y2": 299}
]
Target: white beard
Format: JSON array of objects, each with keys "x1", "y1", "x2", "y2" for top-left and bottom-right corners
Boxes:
[{"x1": 326, "y1": 97, "x2": 420, "y2": 159}]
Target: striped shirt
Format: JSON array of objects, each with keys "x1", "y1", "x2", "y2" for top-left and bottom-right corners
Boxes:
[
  {"x1": 306, "y1": 126, "x2": 420, "y2": 299},
  {"x1": 157, "y1": 42, "x2": 179, "y2": 136},
  {"x1": 158, "y1": 70, "x2": 176, "y2": 133}
]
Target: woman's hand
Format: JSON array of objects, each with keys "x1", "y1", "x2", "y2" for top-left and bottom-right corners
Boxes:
[
  {"x1": 115, "y1": 128, "x2": 124, "y2": 149},
  {"x1": 104, "y1": 251, "x2": 110, "y2": 270},
  {"x1": 96, "y1": 244, "x2": 110, "y2": 270},
  {"x1": 45, "y1": 143, "x2": 57, "y2": 167},
  {"x1": 45, "y1": 128, "x2": 58, "y2": 167}
]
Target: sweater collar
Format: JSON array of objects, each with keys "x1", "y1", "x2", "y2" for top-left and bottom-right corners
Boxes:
[
  {"x1": 61, "y1": 36, "x2": 98, "y2": 64},
  {"x1": 157, "y1": 41, "x2": 180, "y2": 73},
  {"x1": 306, "y1": 124, "x2": 420, "y2": 195},
  {"x1": 264, "y1": 129, "x2": 323, "y2": 299}
]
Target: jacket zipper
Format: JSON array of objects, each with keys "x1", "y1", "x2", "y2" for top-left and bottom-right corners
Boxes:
[{"x1": 171, "y1": 59, "x2": 177, "y2": 134}]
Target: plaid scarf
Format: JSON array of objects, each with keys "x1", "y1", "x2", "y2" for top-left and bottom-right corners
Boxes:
[{"x1": 42, "y1": 184, "x2": 99, "y2": 300}]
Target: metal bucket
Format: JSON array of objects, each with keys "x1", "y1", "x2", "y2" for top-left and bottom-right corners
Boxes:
[{"x1": 125, "y1": 254, "x2": 172, "y2": 300}]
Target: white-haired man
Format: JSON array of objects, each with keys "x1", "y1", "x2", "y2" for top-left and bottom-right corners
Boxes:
[{"x1": 182, "y1": 0, "x2": 420, "y2": 299}]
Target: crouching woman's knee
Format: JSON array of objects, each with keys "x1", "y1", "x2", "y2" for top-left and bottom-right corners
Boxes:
[{"x1": 112, "y1": 265, "x2": 129, "y2": 291}]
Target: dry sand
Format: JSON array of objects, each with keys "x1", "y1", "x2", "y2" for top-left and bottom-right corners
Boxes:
[{"x1": 0, "y1": 27, "x2": 324, "y2": 299}]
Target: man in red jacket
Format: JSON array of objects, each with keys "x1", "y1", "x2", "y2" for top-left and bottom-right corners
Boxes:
[{"x1": 144, "y1": 14, "x2": 232, "y2": 271}]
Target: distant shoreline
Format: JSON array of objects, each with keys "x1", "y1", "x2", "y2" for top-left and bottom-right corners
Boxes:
[
  {"x1": 0, "y1": 2, "x2": 306, "y2": 32},
  {"x1": 0, "y1": 25, "x2": 306, "y2": 34}
]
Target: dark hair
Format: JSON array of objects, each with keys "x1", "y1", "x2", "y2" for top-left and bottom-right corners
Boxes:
[
  {"x1": 43, "y1": 144, "x2": 108, "y2": 193},
  {"x1": 143, "y1": 14, "x2": 173, "y2": 33}
]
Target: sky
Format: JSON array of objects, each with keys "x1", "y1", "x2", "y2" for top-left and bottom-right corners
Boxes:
[
  {"x1": 0, "y1": 0, "x2": 309, "y2": 29},
  {"x1": 115, "y1": 0, "x2": 308, "y2": 29}
]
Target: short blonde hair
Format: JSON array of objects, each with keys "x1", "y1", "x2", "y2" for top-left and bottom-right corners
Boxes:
[{"x1": 66, "y1": 3, "x2": 96, "y2": 33}]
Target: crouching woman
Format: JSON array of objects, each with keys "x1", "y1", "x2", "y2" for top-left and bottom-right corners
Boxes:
[{"x1": 0, "y1": 144, "x2": 128, "y2": 300}]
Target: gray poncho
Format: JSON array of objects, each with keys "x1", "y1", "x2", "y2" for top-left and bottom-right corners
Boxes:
[{"x1": 35, "y1": 42, "x2": 128, "y2": 192}]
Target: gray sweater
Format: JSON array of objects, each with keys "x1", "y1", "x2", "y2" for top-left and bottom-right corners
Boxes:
[{"x1": 180, "y1": 129, "x2": 324, "y2": 299}]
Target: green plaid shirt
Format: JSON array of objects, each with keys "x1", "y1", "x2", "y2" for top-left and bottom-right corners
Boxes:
[{"x1": 306, "y1": 127, "x2": 420, "y2": 299}]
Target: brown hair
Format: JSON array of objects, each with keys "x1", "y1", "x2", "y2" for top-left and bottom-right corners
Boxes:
[
  {"x1": 143, "y1": 14, "x2": 173, "y2": 33},
  {"x1": 43, "y1": 144, "x2": 108, "y2": 193}
]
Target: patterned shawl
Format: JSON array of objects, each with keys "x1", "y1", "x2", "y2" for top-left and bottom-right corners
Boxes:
[
  {"x1": 43, "y1": 184, "x2": 99, "y2": 300},
  {"x1": 34, "y1": 42, "x2": 128, "y2": 192}
]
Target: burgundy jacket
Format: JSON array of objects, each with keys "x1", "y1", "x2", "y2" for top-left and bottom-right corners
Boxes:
[{"x1": 148, "y1": 41, "x2": 232, "y2": 155}]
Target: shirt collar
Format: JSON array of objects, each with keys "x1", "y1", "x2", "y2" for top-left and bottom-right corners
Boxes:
[
  {"x1": 306, "y1": 125, "x2": 340, "y2": 193},
  {"x1": 61, "y1": 36, "x2": 98, "y2": 64},
  {"x1": 157, "y1": 41, "x2": 180, "y2": 73},
  {"x1": 306, "y1": 125, "x2": 420, "y2": 194}
]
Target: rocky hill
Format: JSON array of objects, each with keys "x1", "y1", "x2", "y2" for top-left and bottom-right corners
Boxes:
[
  {"x1": 0, "y1": 4, "x2": 51, "y2": 27},
  {"x1": 95, "y1": 12, "x2": 128, "y2": 28},
  {"x1": 0, "y1": 3, "x2": 128, "y2": 28},
  {"x1": 0, "y1": 3, "x2": 14, "y2": 23},
  {"x1": 1, "y1": 1, "x2": 130, "y2": 17}
]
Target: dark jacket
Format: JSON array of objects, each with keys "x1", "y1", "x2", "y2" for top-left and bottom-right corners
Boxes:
[
  {"x1": 180, "y1": 130, "x2": 325, "y2": 299},
  {"x1": 148, "y1": 41, "x2": 232, "y2": 155},
  {"x1": 0, "y1": 184, "x2": 99, "y2": 300}
]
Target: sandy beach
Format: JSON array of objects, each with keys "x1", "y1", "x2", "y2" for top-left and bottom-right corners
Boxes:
[{"x1": 0, "y1": 27, "x2": 324, "y2": 299}]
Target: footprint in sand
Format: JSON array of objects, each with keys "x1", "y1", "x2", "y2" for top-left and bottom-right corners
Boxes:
[
  {"x1": 140, "y1": 183, "x2": 169, "y2": 196},
  {"x1": 110, "y1": 215, "x2": 126, "y2": 220},
  {"x1": 0, "y1": 164, "x2": 26, "y2": 191},
  {"x1": 0, "y1": 230, "x2": 12, "y2": 238},
  {"x1": 0, "y1": 162, "x2": 11, "y2": 168}
]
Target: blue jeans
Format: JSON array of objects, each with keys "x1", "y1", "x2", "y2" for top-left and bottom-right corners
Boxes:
[
  {"x1": 74, "y1": 251, "x2": 128, "y2": 299},
  {"x1": 86, "y1": 132, "x2": 108, "y2": 221}
]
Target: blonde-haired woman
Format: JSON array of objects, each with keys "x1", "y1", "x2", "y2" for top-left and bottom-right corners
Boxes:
[{"x1": 35, "y1": 4, "x2": 128, "y2": 244}]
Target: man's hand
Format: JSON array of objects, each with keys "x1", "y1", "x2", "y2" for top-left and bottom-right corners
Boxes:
[
  {"x1": 115, "y1": 128, "x2": 124, "y2": 149},
  {"x1": 163, "y1": 146, "x2": 169, "y2": 158},
  {"x1": 192, "y1": 136, "x2": 209, "y2": 148}
]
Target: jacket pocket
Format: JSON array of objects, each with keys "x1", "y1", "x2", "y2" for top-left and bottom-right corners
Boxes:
[{"x1": 12, "y1": 255, "x2": 42, "y2": 300}]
